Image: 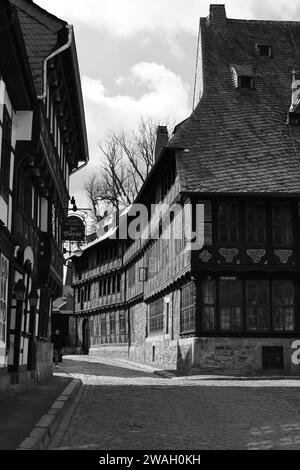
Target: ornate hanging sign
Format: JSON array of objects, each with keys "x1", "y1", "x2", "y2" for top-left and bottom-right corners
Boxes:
[{"x1": 62, "y1": 216, "x2": 86, "y2": 241}]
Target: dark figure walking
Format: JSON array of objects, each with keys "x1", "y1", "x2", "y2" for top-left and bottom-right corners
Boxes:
[{"x1": 52, "y1": 330, "x2": 63, "y2": 368}]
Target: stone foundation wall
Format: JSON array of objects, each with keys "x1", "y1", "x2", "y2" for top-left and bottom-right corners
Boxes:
[
  {"x1": 177, "y1": 337, "x2": 300, "y2": 375},
  {"x1": 90, "y1": 345, "x2": 129, "y2": 359}
]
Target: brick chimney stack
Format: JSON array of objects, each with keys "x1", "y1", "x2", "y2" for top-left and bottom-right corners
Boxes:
[
  {"x1": 208, "y1": 4, "x2": 227, "y2": 29},
  {"x1": 154, "y1": 126, "x2": 169, "y2": 162}
]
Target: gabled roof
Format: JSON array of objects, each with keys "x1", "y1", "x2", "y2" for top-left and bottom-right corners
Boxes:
[
  {"x1": 168, "y1": 5, "x2": 300, "y2": 194},
  {"x1": 9, "y1": 0, "x2": 89, "y2": 166},
  {"x1": 9, "y1": 0, "x2": 65, "y2": 95}
]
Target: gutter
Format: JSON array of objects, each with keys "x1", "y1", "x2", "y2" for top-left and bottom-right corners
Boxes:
[
  {"x1": 37, "y1": 24, "x2": 73, "y2": 101},
  {"x1": 70, "y1": 159, "x2": 88, "y2": 175}
]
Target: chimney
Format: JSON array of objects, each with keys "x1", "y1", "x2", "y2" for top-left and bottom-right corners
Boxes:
[
  {"x1": 154, "y1": 126, "x2": 169, "y2": 162},
  {"x1": 208, "y1": 4, "x2": 227, "y2": 29}
]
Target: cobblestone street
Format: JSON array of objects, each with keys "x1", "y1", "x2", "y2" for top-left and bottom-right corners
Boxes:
[{"x1": 46, "y1": 355, "x2": 300, "y2": 450}]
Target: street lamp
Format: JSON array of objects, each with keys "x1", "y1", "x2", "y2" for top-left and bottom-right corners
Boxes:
[
  {"x1": 28, "y1": 287, "x2": 39, "y2": 308},
  {"x1": 28, "y1": 287, "x2": 39, "y2": 374},
  {"x1": 13, "y1": 279, "x2": 26, "y2": 372}
]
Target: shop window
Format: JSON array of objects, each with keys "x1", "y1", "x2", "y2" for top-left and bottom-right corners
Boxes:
[
  {"x1": 272, "y1": 281, "x2": 294, "y2": 331},
  {"x1": 246, "y1": 281, "x2": 269, "y2": 330},
  {"x1": 180, "y1": 283, "x2": 196, "y2": 333},
  {"x1": 202, "y1": 280, "x2": 216, "y2": 330},
  {"x1": 219, "y1": 278, "x2": 243, "y2": 330},
  {"x1": 149, "y1": 298, "x2": 164, "y2": 333}
]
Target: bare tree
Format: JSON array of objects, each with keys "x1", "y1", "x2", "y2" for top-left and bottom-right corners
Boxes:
[{"x1": 85, "y1": 116, "x2": 173, "y2": 221}]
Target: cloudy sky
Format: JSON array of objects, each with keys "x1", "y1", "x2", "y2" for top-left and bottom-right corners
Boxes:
[{"x1": 36, "y1": 0, "x2": 300, "y2": 207}]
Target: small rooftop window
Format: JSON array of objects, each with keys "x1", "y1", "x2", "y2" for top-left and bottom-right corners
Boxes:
[
  {"x1": 238, "y1": 76, "x2": 254, "y2": 89},
  {"x1": 257, "y1": 44, "x2": 272, "y2": 57}
]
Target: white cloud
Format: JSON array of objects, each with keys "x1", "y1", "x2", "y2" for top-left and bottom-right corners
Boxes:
[
  {"x1": 36, "y1": 0, "x2": 202, "y2": 37},
  {"x1": 70, "y1": 62, "x2": 190, "y2": 205},
  {"x1": 82, "y1": 61, "x2": 190, "y2": 147},
  {"x1": 35, "y1": 0, "x2": 300, "y2": 38}
]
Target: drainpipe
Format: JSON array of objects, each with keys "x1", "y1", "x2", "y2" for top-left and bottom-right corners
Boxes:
[
  {"x1": 37, "y1": 25, "x2": 73, "y2": 101},
  {"x1": 37, "y1": 24, "x2": 88, "y2": 175}
]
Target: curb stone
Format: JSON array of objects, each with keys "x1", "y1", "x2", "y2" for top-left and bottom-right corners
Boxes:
[
  {"x1": 17, "y1": 378, "x2": 81, "y2": 450},
  {"x1": 88, "y1": 355, "x2": 178, "y2": 377}
]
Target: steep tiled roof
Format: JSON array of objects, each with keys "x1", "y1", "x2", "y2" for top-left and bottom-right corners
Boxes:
[
  {"x1": 169, "y1": 6, "x2": 300, "y2": 194},
  {"x1": 9, "y1": 0, "x2": 65, "y2": 94}
]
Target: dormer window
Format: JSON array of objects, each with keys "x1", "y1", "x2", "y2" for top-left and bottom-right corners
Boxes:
[
  {"x1": 257, "y1": 44, "x2": 272, "y2": 57},
  {"x1": 238, "y1": 76, "x2": 254, "y2": 88},
  {"x1": 230, "y1": 64, "x2": 255, "y2": 89}
]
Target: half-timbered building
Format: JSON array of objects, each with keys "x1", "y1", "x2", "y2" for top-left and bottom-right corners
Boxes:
[
  {"x1": 0, "y1": 0, "x2": 88, "y2": 393},
  {"x1": 72, "y1": 5, "x2": 300, "y2": 374}
]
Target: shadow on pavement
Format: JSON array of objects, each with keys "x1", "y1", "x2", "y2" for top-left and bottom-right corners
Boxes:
[
  {"x1": 59, "y1": 358, "x2": 164, "y2": 379},
  {"x1": 0, "y1": 375, "x2": 70, "y2": 450}
]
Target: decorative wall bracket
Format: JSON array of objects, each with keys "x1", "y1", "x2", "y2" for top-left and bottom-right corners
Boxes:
[
  {"x1": 274, "y1": 250, "x2": 293, "y2": 264},
  {"x1": 199, "y1": 250, "x2": 213, "y2": 263},
  {"x1": 219, "y1": 248, "x2": 239, "y2": 263},
  {"x1": 247, "y1": 249, "x2": 266, "y2": 264}
]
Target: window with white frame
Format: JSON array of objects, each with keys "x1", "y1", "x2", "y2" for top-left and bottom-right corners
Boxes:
[{"x1": 0, "y1": 254, "x2": 8, "y2": 367}]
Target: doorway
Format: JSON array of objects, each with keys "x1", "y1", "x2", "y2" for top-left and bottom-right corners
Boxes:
[{"x1": 82, "y1": 319, "x2": 90, "y2": 355}]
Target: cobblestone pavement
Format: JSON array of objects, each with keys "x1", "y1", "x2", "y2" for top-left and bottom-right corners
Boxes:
[{"x1": 48, "y1": 355, "x2": 300, "y2": 450}]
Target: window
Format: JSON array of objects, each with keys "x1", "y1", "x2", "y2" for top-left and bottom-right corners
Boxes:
[
  {"x1": 99, "y1": 279, "x2": 103, "y2": 297},
  {"x1": 199, "y1": 200, "x2": 212, "y2": 245},
  {"x1": 238, "y1": 76, "x2": 254, "y2": 88},
  {"x1": 257, "y1": 44, "x2": 272, "y2": 57},
  {"x1": 117, "y1": 274, "x2": 121, "y2": 292},
  {"x1": 180, "y1": 283, "x2": 196, "y2": 333},
  {"x1": 219, "y1": 279, "x2": 243, "y2": 330},
  {"x1": 0, "y1": 107, "x2": 12, "y2": 196},
  {"x1": 119, "y1": 312, "x2": 126, "y2": 334},
  {"x1": 101, "y1": 278, "x2": 106, "y2": 296},
  {"x1": 162, "y1": 239, "x2": 169, "y2": 267},
  {"x1": 245, "y1": 204, "x2": 266, "y2": 245},
  {"x1": 112, "y1": 275, "x2": 116, "y2": 294},
  {"x1": 174, "y1": 210, "x2": 184, "y2": 254},
  {"x1": 246, "y1": 281, "x2": 269, "y2": 330},
  {"x1": 22, "y1": 175, "x2": 33, "y2": 218},
  {"x1": 218, "y1": 202, "x2": 239, "y2": 244},
  {"x1": 149, "y1": 298, "x2": 164, "y2": 333},
  {"x1": 110, "y1": 313, "x2": 116, "y2": 335},
  {"x1": 128, "y1": 264, "x2": 136, "y2": 288},
  {"x1": 272, "y1": 281, "x2": 294, "y2": 331},
  {"x1": 202, "y1": 280, "x2": 216, "y2": 330},
  {"x1": 0, "y1": 255, "x2": 8, "y2": 367},
  {"x1": 101, "y1": 314, "x2": 107, "y2": 338},
  {"x1": 165, "y1": 302, "x2": 169, "y2": 335},
  {"x1": 272, "y1": 204, "x2": 293, "y2": 246},
  {"x1": 262, "y1": 347, "x2": 283, "y2": 370},
  {"x1": 129, "y1": 308, "x2": 135, "y2": 342}
]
